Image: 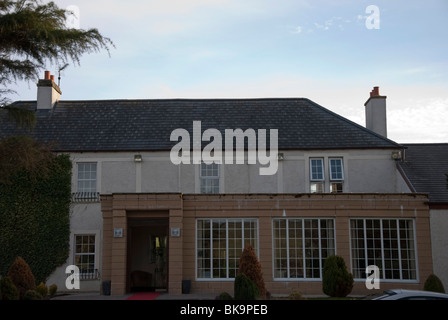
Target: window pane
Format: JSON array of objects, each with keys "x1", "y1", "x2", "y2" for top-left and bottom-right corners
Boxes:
[
  {"x1": 330, "y1": 182, "x2": 343, "y2": 193},
  {"x1": 310, "y1": 182, "x2": 324, "y2": 193},
  {"x1": 200, "y1": 163, "x2": 220, "y2": 194},
  {"x1": 350, "y1": 219, "x2": 416, "y2": 280},
  {"x1": 310, "y1": 159, "x2": 324, "y2": 180},
  {"x1": 77, "y1": 163, "x2": 97, "y2": 193},
  {"x1": 273, "y1": 218, "x2": 335, "y2": 279},
  {"x1": 329, "y1": 158, "x2": 343, "y2": 180},
  {"x1": 197, "y1": 219, "x2": 258, "y2": 279},
  {"x1": 74, "y1": 235, "x2": 96, "y2": 273}
]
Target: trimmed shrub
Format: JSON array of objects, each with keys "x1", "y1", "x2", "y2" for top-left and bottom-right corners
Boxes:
[
  {"x1": 424, "y1": 274, "x2": 445, "y2": 293},
  {"x1": 218, "y1": 292, "x2": 233, "y2": 300},
  {"x1": 238, "y1": 244, "x2": 266, "y2": 298},
  {"x1": 234, "y1": 273, "x2": 259, "y2": 300},
  {"x1": 35, "y1": 282, "x2": 48, "y2": 298},
  {"x1": 289, "y1": 290, "x2": 306, "y2": 300},
  {"x1": 7, "y1": 256, "x2": 36, "y2": 299},
  {"x1": 49, "y1": 284, "x2": 58, "y2": 297},
  {"x1": 0, "y1": 276, "x2": 19, "y2": 300},
  {"x1": 23, "y1": 290, "x2": 42, "y2": 300},
  {"x1": 322, "y1": 255, "x2": 354, "y2": 298}
]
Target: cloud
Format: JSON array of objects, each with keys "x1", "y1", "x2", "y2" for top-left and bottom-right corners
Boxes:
[
  {"x1": 291, "y1": 16, "x2": 352, "y2": 34},
  {"x1": 388, "y1": 98, "x2": 448, "y2": 143},
  {"x1": 291, "y1": 26, "x2": 302, "y2": 34}
]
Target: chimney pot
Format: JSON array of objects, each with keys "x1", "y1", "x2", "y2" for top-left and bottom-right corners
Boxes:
[
  {"x1": 373, "y1": 86, "x2": 379, "y2": 96},
  {"x1": 50, "y1": 75, "x2": 55, "y2": 81},
  {"x1": 44, "y1": 71, "x2": 51, "y2": 80}
]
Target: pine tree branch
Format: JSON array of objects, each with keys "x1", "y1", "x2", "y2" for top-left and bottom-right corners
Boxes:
[{"x1": 0, "y1": 0, "x2": 114, "y2": 129}]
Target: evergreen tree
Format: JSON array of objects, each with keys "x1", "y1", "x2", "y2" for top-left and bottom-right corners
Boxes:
[
  {"x1": 238, "y1": 244, "x2": 266, "y2": 298},
  {"x1": 0, "y1": 0, "x2": 114, "y2": 127}
]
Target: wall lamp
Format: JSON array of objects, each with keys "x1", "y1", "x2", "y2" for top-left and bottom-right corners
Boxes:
[{"x1": 134, "y1": 154, "x2": 143, "y2": 162}]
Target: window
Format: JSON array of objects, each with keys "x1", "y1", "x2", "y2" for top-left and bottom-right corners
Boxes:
[
  {"x1": 77, "y1": 163, "x2": 97, "y2": 192},
  {"x1": 310, "y1": 158, "x2": 324, "y2": 193},
  {"x1": 75, "y1": 163, "x2": 98, "y2": 201},
  {"x1": 197, "y1": 219, "x2": 258, "y2": 279},
  {"x1": 200, "y1": 162, "x2": 220, "y2": 194},
  {"x1": 350, "y1": 219, "x2": 417, "y2": 281},
  {"x1": 309, "y1": 157, "x2": 345, "y2": 193},
  {"x1": 273, "y1": 218, "x2": 335, "y2": 279},
  {"x1": 74, "y1": 235, "x2": 97, "y2": 279},
  {"x1": 329, "y1": 158, "x2": 344, "y2": 193}
]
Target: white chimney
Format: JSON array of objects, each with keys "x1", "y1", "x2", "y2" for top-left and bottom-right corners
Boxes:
[
  {"x1": 364, "y1": 86, "x2": 387, "y2": 137},
  {"x1": 37, "y1": 71, "x2": 62, "y2": 110}
]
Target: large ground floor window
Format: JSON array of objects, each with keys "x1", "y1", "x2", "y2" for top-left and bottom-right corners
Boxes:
[
  {"x1": 273, "y1": 218, "x2": 335, "y2": 279},
  {"x1": 197, "y1": 218, "x2": 258, "y2": 279},
  {"x1": 350, "y1": 219, "x2": 417, "y2": 281}
]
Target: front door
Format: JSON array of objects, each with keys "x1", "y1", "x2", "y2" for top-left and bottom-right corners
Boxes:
[{"x1": 127, "y1": 218, "x2": 169, "y2": 292}]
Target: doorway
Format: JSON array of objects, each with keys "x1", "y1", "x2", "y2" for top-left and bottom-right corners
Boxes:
[{"x1": 127, "y1": 218, "x2": 169, "y2": 293}]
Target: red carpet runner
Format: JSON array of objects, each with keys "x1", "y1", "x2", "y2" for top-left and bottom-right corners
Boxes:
[{"x1": 126, "y1": 292, "x2": 162, "y2": 300}]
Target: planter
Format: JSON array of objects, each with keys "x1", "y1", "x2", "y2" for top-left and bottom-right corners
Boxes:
[
  {"x1": 102, "y1": 280, "x2": 111, "y2": 296},
  {"x1": 182, "y1": 280, "x2": 191, "y2": 294}
]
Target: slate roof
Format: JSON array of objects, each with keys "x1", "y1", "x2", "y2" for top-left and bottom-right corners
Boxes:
[
  {"x1": 398, "y1": 143, "x2": 448, "y2": 204},
  {"x1": 0, "y1": 98, "x2": 401, "y2": 152}
]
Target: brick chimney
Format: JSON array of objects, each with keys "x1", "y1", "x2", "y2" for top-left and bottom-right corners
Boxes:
[
  {"x1": 37, "y1": 71, "x2": 62, "y2": 110},
  {"x1": 364, "y1": 86, "x2": 387, "y2": 137}
]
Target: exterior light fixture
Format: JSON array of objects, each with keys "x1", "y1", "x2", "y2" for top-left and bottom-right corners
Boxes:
[{"x1": 134, "y1": 154, "x2": 142, "y2": 162}]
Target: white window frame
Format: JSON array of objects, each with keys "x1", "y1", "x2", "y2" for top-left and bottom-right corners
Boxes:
[
  {"x1": 329, "y1": 158, "x2": 344, "y2": 181},
  {"x1": 76, "y1": 162, "x2": 97, "y2": 193},
  {"x1": 200, "y1": 162, "x2": 220, "y2": 194},
  {"x1": 310, "y1": 158, "x2": 325, "y2": 193},
  {"x1": 72, "y1": 232, "x2": 100, "y2": 280},
  {"x1": 349, "y1": 218, "x2": 418, "y2": 282},
  {"x1": 329, "y1": 158, "x2": 344, "y2": 193},
  {"x1": 310, "y1": 158, "x2": 325, "y2": 181},
  {"x1": 196, "y1": 218, "x2": 259, "y2": 280},
  {"x1": 272, "y1": 218, "x2": 336, "y2": 280}
]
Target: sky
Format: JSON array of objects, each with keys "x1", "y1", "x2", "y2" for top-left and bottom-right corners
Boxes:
[{"x1": 5, "y1": 0, "x2": 448, "y2": 144}]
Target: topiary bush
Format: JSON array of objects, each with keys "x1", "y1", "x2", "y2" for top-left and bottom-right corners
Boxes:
[
  {"x1": 7, "y1": 256, "x2": 36, "y2": 299},
  {"x1": 424, "y1": 273, "x2": 445, "y2": 293},
  {"x1": 23, "y1": 290, "x2": 42, "y2": 300},
  {"x1": 217, "y1": 292, "x2": 233, "y2": 300},
  {"x1": 289, "y1": 290, "x2": 306, "y2": 300},
  {"x1": 234, "y1": 273, "x2": 259, "y2": 300},
  {"x1": 35, "y1": 282, "x2": 48, "y2": 298},
  {"x1": 238, "y1": 244, "x2": 266, "y2": 298},
  {"x1": 49, "y1": 284, "x2": 58, "y2": 297},
  {"x1": 322, "y1": 255, "x2": 354, "y2": 298},
  {"x1": 0, "y1": 276, "x2": 19, "y2": 300}
]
